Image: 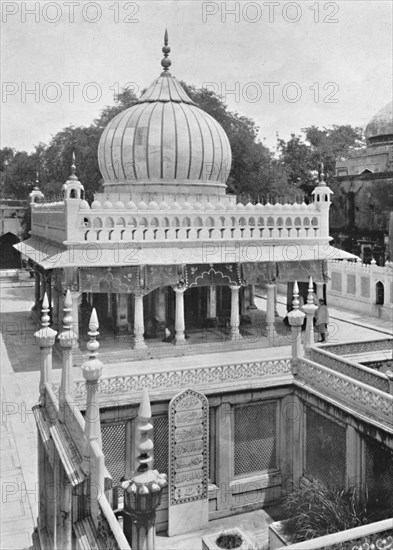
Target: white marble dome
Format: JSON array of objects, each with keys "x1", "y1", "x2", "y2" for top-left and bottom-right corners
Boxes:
[
  {"x1": 365, "y1": 101, "x2": 393, "y2": 146},
  {"x1": 98, "y1": 49, "x2": 232, "y2": 191}
]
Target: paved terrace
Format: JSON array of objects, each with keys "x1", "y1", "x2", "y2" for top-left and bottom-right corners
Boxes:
[{"x1": 0, "y1": 277, "x2": 392, "y2": 549}]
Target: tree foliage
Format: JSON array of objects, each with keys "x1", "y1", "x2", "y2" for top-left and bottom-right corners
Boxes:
[{"x1": 1, "y1": 83, "x2": 365, "y2": 206}]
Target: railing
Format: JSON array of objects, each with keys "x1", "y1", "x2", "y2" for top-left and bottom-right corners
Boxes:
[
  {"x1": 310, "y1": 346, "x2": 390, "y2": 393},
  {"x1": 296, "y1": 358, "x2": 393, "y2": 426},
  {"x1": 97, "y1": 494, "x2": 130, "y2": 550},
  {"x1": 281, "y1": 518, "x2": 393, "y2": 549},
  {"x1": 321, "y1": 338, "x2": 393, "y2": 356},
  {"x1": 80, "y1": 224, "x2": 320, "y2": 242},
  {"x1": 54, "y1": 358, "x2": 292, "y2": 404}
]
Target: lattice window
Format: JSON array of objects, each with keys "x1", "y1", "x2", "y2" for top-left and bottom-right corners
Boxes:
[
  {"x1": 364, "y1": 436, "x2": 393, "y2": 510},
  {"x1": 101, "y1": 423, "x2": 126, "y2": 487},
  {"x1": 153, "y1": 414, "x2": 169, "y2": 475},
  {"x1": 234, "y1": 402, "x2": 277, "y2": 476},
  {"x1": 305, "y1": 408, "x2": 346, "y2": 488}
]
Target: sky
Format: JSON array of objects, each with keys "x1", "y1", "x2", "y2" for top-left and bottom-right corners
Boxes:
[{"x1": 1, "y1": 0, "x2": 392, "y2": 154}]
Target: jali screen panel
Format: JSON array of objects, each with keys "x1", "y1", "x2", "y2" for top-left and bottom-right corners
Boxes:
[
  {"x1": 101, "y1": 422, "x2": 127, "y2": 488},
  {"x1": 305, "y1": 407, "x2": 346, "y2": 488},
  {"x1": 364, "y1": 436, "x2": 393, "y2": 510},
  {"x1": 234, "y1": 402, "x2": 277, "y2": 476}
]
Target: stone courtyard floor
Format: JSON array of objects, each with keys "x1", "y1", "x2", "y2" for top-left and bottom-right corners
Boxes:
[{"x1": 0, "y1": 275, "x2": 391, "y2": 549}]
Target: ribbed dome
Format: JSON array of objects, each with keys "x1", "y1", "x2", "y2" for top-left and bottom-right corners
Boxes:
[
  {"x1": 98, "y1": 64, "x2": 232, "y2": 192},
  {"x1": 365, "y1": 101, "x2": 393, "y2": 146}
]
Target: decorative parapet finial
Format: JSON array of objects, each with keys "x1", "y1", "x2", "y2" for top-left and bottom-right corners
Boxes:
[
  {"x1": 69, "y1": 151, "x2": 77, "y2": 181},
  {"x1": 29, "y1": 172, "x2": 44, "y2": 205},
  {"x1": 35, "y1": 292, "x2": 57, "y2": 404},
  {"x1": 306, "y1": 276, "x2": 315, "y2": 305},
  {"x1": 82, "y1": 308, "x2": 103, "y2": 382},
  {"x1": 59, "y1": 289, "x2": 77, "y2": 349},
  {"x1": 121, "y1": 389, "x2": 167, "y2": 546},
  {"x1": 34, "y1": 292, "x2": 57, "y2": 347},
  {"x1": 161, "y1": 28, "x2": 172, "y2": 75},
  {"x1": 287, "y1": 281, "x2": 306, "y2": 328}
]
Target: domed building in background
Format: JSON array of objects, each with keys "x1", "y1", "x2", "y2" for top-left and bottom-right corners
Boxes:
[{"x1": 332, "y1": 101, "x2": 393, "y2": 263}]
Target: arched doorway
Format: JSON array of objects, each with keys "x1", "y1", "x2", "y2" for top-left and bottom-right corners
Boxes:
[{"x1": 376, "y1": 281, "x2": 384, "y2": 305}]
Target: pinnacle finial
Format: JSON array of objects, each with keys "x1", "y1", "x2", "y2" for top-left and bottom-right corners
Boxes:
[
  {"x1": 69, "y1": 151, "x2": 77, "y2": 181},
  {"x1": 292, "y1": 281, "x2": 300, "y2": 310},
  {"x1": 41, "y1": 293, "x2": 50, "y2": 328},
  {"x1": 319, "y1": 162, "x2": 326, "y2": 185},
  {"x1": 87, "y1": 308, "x2": 100, "y2": 359},
  {"x1": 161, "y1": 28, "x2": 171, "y2": 75},
  {"x1": 307, "y1": 276, "x2": 314, "y2": 305}
]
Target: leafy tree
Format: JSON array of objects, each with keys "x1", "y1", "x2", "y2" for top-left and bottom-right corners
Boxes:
[
  {"x1": 95, "y1": 88, "x2": 139, "y2": 128},
  {"x1": 276, "y1": 125, "x2": 365, "y2": 196}
]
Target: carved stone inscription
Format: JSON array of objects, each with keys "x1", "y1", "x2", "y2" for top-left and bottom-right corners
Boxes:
[{"x1": 169, "y1": 389, "x2": 209, "y2": 506}]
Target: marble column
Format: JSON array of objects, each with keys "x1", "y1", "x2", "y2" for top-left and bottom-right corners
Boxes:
[
  {"x1": 316, "y1": 282, "x2": 324, "y2": 301},
  {"x1": 34, "y1": 269, "x2": 41, "y2": 309},
  {"x1": 249, "y1": 284, "x2": 257, "y2": 309},
  {"x1": 174, "y1": 287, "x2": 187, "y2": 345},
  {"x1": 266, "y1": 283, "x2": 276, "y2": 344},
  {"x1": 69, "y1": 290, "x2": 81, "y2": 348},
  {"x1": 287, "y1": 282, "x2": 305, "y2": 370},
  {"x1": 133, "y1": 294, "x2": 147, "y2": 349},
  {"x1": 229, "y1": 285, "x2": 241, "y2": 341},
  {"x1": 116, "y1": 294, "x2": 128, "y2": 332},
  {"x1": 208, "y1": 285, "x2": 217, "y2": 318},
  {"x1": 34, "y1": 293, "x2": 57, "y2": 405},
  {"x1": 59, "y1": 290, "x2": 77, "y2": 415},
  {"x1": 52, "y1": 288, "x2": 59, "y2": 331},
  {"x1": 303, "y1": 277, "x2": 318, "y2": 355},
  {"x1": 155, "y1": 288, "x2": 166, "y2": 324}
]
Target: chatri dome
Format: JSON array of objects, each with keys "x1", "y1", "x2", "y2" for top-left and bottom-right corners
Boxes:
[
  {"x1": 98, "y1": 31, "x2": 232, "y2": 194},
  {"x1": 365, "y1": 100, "x2": 393, "y2": 147}
]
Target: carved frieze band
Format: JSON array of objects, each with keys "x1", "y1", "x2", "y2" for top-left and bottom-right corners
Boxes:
[
  {"x1": 310, "y1": 349, "x2": 389, "y2": 393},
  {"x1": 58, "y1": 359, "x2": 292, "y2": 401},
  {"x1": 298, "y1": 360, "x2": 393, "y2": 423}
]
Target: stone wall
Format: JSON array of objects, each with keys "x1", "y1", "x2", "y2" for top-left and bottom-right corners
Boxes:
[{"x1": 327, "y1": 260, "x2": 393, "y2": 321}]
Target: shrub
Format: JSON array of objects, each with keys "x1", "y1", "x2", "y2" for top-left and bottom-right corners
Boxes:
[{"x1": 282, "y1": 479, "x2": 369, "y2": 542}]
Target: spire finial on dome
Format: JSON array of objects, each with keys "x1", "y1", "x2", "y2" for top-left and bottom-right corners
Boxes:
[{"x1": 161, "y1": 28, "x2": 171, "y2": 75}]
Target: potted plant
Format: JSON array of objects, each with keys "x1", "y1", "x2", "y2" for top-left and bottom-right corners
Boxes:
[{"x1": 202, "y1": 527, "x2": 255, "y2": 550}]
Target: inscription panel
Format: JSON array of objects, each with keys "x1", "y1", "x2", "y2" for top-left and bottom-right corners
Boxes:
[{"x1": 169, "y1": 389, "x2": 209, "y2": 506}]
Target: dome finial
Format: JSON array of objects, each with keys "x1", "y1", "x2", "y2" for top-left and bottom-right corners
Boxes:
[{"x1": 161, "y1": 28, "x2": 171, "y2": 75}]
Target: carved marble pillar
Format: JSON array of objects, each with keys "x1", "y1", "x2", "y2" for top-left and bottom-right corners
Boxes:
[
  {"x1": 116, "y1": 293, "x2": 128, "y2": 332},
  {"x1": 69, "y1": 290, "x2": 81, "y2": 348},
  {"x1": 59, "y1": 290, "x2": 77, "y2": 415},
  {"x1": 174, "y1": 286, "x2": 187, "y2": 345},
  {"x1": 287, "y1": 282, "x2": 305, "y2": 370},
  {"x1": 82, "y1": 309, "x2": 103, "y2": 448},
  {"x1": 266, "y1": 283, "x2": 276, "y2": 344},
  {"x1": 229, "y1": 285, "x2": 241, "y2": 341},
  {"x1": 316, "y1": 282, "x2": 324, "y2": 301},
  {"x1": 34, "y1": 269, "x2": 41, "y2": 309},
  {"x1": 303, "y1": 277, "x2": 318, "y2": 355},
  {"x1": 52, "y1": 288, "x2": 60, "y2": 332},
  {"x1": 133, "y1": 294, "x2": 147, "y2": 349},
  {"x1": 155, "y1": 287, "x2": 166, "y2": 324},
  {"x1": 249, "y1": 284, "x2": 257, "y2": 309},
  {"x1": 34, "y1": 293, "x2": 57, "y2": 405},
  {"x1": 207, "y1": 285, "x2": 217, "y2": 319}
]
